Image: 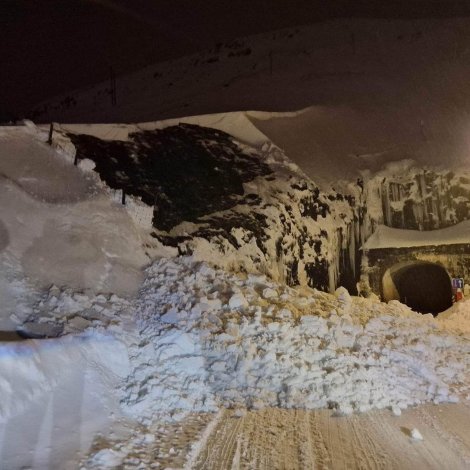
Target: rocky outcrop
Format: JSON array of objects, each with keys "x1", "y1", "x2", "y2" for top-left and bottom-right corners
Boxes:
[
  {"x1": 363, "y1": 168, "x2": 470, "y2": 231},
  {"x1": 68, "y1": 124, "x2": 359, "y2": 293}
]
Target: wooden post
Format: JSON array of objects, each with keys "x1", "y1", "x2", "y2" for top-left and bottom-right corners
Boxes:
[
  {"x1": 47, "y1": 122, "x2": 54, "y2": 145},
  {"x1": 122, "y1": 190, "x2": 126, "y2": 205}
]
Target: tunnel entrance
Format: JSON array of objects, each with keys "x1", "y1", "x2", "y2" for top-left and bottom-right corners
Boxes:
[{"x1": 382, "y1": 262, "x2": 453, "y2": 316}]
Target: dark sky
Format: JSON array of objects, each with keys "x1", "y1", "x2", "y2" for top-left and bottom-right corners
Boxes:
[{"x1": 2, "y1": 0, "x2": 470, "y2": 119}]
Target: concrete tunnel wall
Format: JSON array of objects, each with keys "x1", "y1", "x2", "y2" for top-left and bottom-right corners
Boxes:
[
  {"x1": 382, "y1": 261, "x2": 453, "y2": 315},
  {"x1": 365, "y1": 243, "x2": 470, "y2": 315}
]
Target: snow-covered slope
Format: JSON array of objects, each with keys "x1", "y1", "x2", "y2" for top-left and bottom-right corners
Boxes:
[{"x1": 27, "y1": 18, "x2": 470, "y2": 191}]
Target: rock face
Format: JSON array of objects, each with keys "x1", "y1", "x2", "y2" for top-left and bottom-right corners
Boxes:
[
  {"x1": 69, "y1": 124, "x2": 359, "y2": 293},
  {"x1": 65, "y1": 123, "x2": 470, "y2": 302},
  {"x1": 363, "y1": 167, "x2": 470, "y2": 231},
  {"x1": 68, "y1": 124, "x2": 272, "y2": 231}
]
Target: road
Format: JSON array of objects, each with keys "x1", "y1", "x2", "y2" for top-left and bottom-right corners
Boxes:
[{"x1": 190, "y1": 402, "x2": 470, "y2": 469}]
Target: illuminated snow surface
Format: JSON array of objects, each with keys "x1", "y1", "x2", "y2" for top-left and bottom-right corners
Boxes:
[{"x1": 0, "y1": 123, "x2": 469, "y2": 469}]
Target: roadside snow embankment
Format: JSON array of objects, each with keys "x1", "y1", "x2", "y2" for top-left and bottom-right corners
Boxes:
[
  {"x1": 0, "y1": 333, "x2": 130, "y2": 424},
  {"x1": 0, "y1": 332, "x2": 131, "y2": 468}
]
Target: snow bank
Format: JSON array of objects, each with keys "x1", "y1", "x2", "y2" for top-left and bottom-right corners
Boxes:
[
  {"x1": 438, "y1": 299, "x2": 470, "y2": 335},
  {"x1": 0, "y1": 332, "x2": 131, "y2": 469},
  {"x1": 0, "y1": 127, "x2": 149, "y2": 329}
]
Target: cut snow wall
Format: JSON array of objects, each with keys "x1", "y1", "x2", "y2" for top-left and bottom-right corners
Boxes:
[{"x1": 125, "y1": 196, "x2": 154, "y2": 230}]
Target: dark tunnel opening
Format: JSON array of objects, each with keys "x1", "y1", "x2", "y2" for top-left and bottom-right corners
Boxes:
[{"x1": 393, "y1": 263, "x2": 453, "y2": 316}]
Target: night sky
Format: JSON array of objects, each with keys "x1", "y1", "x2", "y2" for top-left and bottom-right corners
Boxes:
[{"x1": 2, "y1": 0, "x2": 470, "y2": 120}]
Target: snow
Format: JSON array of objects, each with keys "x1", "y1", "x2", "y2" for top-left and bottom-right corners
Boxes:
[
  {"x1": 16, "y1": 256, "x2": 467, "y2": 426},
  {"x1": 52, "y1": 110, "x2": 272, "y2": 149},
  {"x1": 438, "y1": 299, "x2": 470, "y2": 335},
  {"x1": 411, "y1": 428, "x2": 424, "y2": 441},
  {"x1": 29, "y1": 18, "x2": 470, "y2": 195},
  {"x1": 0, "y1": 332, "x2": 131, "y2": 469},
  {"x1": 363, "y1": 221, "x2": 470, "y2": 250},
  {"x1": 0, "y1": 126, "x2": 149, "y2": 331}
]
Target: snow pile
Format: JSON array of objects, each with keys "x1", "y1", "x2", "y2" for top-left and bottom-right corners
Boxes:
[
  {"x1": 2, "y1": 255, "x2": 469, "y2": 467},
  {"x1": 438, "y1": 299, "x2": 470, "y2": 335},
  {"x1": 119, "y1": 257, "x2": 469, "y2": 419},
  {"x1": 27, "y1": 255, "x2": 470, "y2": 424},
  {"x1": 0, "y1": 126, "x2": 149, "y2": 329}
]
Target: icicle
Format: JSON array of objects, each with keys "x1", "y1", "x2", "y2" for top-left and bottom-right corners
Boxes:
[
  {"x1": 349, "y1": 221, "x2": 356, "y2": 279},
  {"x1": 328, "y1": 228, "x2": 342, "y2": 293}
]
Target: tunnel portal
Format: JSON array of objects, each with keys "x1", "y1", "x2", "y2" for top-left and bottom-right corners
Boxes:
[{"x1": 383, "y1": 262, "x2": 453, "y2": 315}]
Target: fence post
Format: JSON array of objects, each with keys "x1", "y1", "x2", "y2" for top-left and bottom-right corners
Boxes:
[{"x1": 47, "y1": 122, "x2": 54, "y2": 145}]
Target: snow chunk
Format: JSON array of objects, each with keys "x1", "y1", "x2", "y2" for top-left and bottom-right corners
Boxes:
[
  {"x1": 410, "y1": 428, "x2": 424, "y2": 441},
  {"x1": 262, "y1": 287, "x2": 279, "y2": 299},
  {"x1": 78, "y1": 158, "x2": 96, "y2": 171},
  {"x1": 228, "y1": 293, "x2": 248, "y2": 310}
]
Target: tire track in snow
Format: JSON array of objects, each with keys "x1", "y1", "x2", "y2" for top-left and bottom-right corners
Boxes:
[
  {"x1": 196, "y1": 409, "x2": 243, "y2": 469},
  {"x1": 192, "y1": 404, "x2": 470, "y2": 469},
  {"x1": 415, "y1": 404, "x2": 470, "y2": 465}
]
